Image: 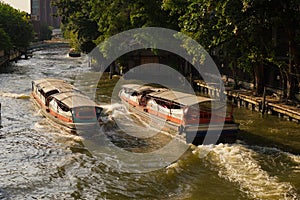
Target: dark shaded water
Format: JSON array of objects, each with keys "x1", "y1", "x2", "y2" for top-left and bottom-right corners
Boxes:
[{"x1": 0, "y1": 48, "x2": 299, "y2": 199}]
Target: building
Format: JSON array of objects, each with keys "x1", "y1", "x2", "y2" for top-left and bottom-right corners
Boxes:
[{"x1": 31, "y1": 0, "x2": 61, "y2": 28}]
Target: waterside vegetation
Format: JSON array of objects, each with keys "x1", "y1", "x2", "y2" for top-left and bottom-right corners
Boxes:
[
  {"x1": 53, "y1": 0, "x2": 300, "y2": 100},
  {"x1": 0, "y1": 2, "x2": 33, "y2": 54}
]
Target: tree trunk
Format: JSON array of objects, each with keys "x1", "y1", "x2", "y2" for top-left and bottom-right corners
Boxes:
[
  {"x1": 232, "y1": 62, "x2": 239, "y2": 89},
  {"x1": 287, "y1": 30, "x2": 297, "y2": 100},
  {"x1": 253, "y1": 59, "x2": 265, "y2": 95},
  {"x1": 280, "y1": 70, "x2": 287, "y2": 100}
]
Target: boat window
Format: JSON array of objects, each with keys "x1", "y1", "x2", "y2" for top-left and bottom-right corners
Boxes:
[
  {"x1": 124, "y1": 88, "x2": 134, "y2": 94},
  {"x1": 131, "y1": 91, "x2": 138, "y2": 96},
  {"x1": 39, "y1": 89, "x2": 45, "y2": 96},
  {"x1": 45, "y1": 89, "x2": 59, "y2": 98},
  {"x1": 45, "y1": 96, "x2": 53, "y2": 106},
  {"x1": 154, "y1": 99, "x2": 181, "y2": 109},
  {"x1": 57, "y1": 100, "x2": 70, "y2": 112},
  {"x1": 73, "y1": 107, "x2": 96, "y2": 119}
]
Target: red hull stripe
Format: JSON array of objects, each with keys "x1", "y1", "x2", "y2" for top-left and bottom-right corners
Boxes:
[
  {"x1": 122, "y1": 96, "x2": 183, "y2": 124},
  {"x1": 32, "y1": 92, "x2": 73, "y2": 123},
  {"x1": 49, "y1": 109, "x2": 73, "y2": 123},
  {"x1": 121, "y1": 95, "x2": 232, "y2": 126},
  {"x1": 32, "y1": 92, "x2": 45, "y2": 108}
]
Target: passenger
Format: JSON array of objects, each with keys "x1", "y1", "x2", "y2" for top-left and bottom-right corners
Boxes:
[
  {"x1": 140, "y1": 95, "x2": 147, "y2": 106},
  {"x1": 140, "y1": 94, "x2": 147, "y2": 106}
]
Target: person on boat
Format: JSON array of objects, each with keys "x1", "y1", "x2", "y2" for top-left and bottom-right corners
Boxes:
[
  {"x1": 96, "y1": 107, "x2": 104, "y2": 124},
  {"x1": 139, "y1": 92, "x2": 147, "y2": 106}
]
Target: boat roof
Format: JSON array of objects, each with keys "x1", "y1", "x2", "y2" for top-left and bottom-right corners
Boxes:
[
  {"x1": 122, "y1": 84, "x2": 154, "y2": 91},
  {"x1": 121, "y1": 84, "x2": 166, "y2": 93},
  {"x1": 33, "y1": 78, "x2": 99, "y2": 108},
  {"x1": 33, "y1": 78, "x2": 76, "y2": 94},
  {"x1": 147, "y1": 90, "x2": 212, "y2": 106},
  {"x1": 51, "y1": 92, "x2": 98, "y2": 108}
]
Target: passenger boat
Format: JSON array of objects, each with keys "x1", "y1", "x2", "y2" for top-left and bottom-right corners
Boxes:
[
  {"x1": 118, "y1": 84, "x2": 239, "y2": 144},
  {"x1": 31, "y1": 78, "x2": 103, "y2": 132},
  {"x1": 68, "y1": 48, "x2": 81, "y2": 57}
]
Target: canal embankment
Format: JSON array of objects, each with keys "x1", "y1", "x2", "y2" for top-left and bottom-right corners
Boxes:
[
  {"x1": 194, "y1": 79, "x2": 300, "y2": 123},
  {"x1": 0, "y1": 49, "x2": 22, "y2": 67},
  {"x1": 194, "y1": 79, "x2": 300, "y2": 153},
  {"x1": 0, "y1": 40, "x2": 70, "y2": 68}
]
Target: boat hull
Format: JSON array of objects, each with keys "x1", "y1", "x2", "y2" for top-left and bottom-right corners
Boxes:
[
  {"x1": 68, "y1": 52, "x2": 81, "y2": 57},
  {"x1": 121, "y1": 99, "x2": 239, "y2": 145},
  {"x1": 31, "y1": 93, "x2": 99, "y2": 133}
]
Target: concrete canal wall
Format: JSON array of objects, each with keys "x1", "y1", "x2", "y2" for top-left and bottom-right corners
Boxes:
[
  {"x1": 27, "y1": 40, "x2": 70, "y2": 52},
  {"x1": 194, "y1": 80, "x2": 300, "y2": 124},
  {"x1": 0, "y1": 50, "x2": 21, "y2": 67},
  {"x1": 0, "y1": 40, "x2": 70, "y2": 68}
]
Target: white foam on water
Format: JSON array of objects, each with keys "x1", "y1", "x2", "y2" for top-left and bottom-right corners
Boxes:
[
  {"x1": 193, "y1": 144, "x2": 298, "y2": 200},
  {"x1": 285, "y1": 152, "x2": 300, "y2": 165},
  {"x1": 0, "y1": 92, "x2": 30, "y2": 99},
  {"x1": 33, "y1": 121, "x2": 47, "y2": 130}
]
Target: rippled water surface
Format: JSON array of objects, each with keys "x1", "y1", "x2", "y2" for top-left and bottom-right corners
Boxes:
[{"x1": 0, "y1": 48, "x2": 299, "y2": 199}]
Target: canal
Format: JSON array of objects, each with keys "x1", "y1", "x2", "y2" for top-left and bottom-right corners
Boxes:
[{"x1": 0, "y1": 48, "x2": 299, "y2": 199}]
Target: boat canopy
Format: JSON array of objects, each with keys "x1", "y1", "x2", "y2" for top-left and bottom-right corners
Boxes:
[
  {"x1": 122, "y1": 84, "x2": 167, "y2": 93},
  {"x1": 122, "y1": 84, "x2": 155, "y2": 92},
  {"x1": 51, "y1": 92, "x2": 97, "y2": 109},
  {"x1": 147, "y1": 90, "x2": 212, "y2": 106},
  {"x1": 34, "y1": 78, "x2": 75, "y2": 94}
]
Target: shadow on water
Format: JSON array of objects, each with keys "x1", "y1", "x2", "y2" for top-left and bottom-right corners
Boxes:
[
  {"x1": 233, "y1": 106, "x2": 300, "y2": 155},
  {"x1": 237, "y1": 130, "x2": 300, "y2": 154}
]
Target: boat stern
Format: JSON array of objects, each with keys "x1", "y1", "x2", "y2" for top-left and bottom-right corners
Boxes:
[{"x1": 184, "y1": 123, "x2": 239, "y2": 145}]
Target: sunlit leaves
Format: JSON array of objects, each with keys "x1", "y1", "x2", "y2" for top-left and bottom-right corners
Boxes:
[{"x1": 0, "y1": 2, "x2": 33, "y2": 50}]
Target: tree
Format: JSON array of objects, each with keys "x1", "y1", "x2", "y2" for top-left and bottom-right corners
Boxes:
[
  {"x1": 0, "y1": 2, "x2": 33, "y2": 50},
  {"x1": 265, "y1": 0, "x2": 300, "y2": 99},
  {"x1": 54, "y1": 0, "x2": 179, "y2": 52},
  {"x1": 91, "y1": 0, "x2": 179, "y2": 44},
  {"x1": 0, "y1": 28, "x2": 12, "y2": 51},
  {"x1": 39, "y1": 23, "x2": 53, "y2": 40},
  {"x1": 163, "y1": 0, "x2": 300, "y2": 96},
  {"x1": 53, "y1": 0, "x2": 100, "y2": 52}
]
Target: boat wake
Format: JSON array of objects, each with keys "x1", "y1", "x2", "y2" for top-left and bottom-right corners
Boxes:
[
  {"x1": 109, "y1": 103, "x2": 185, "y2": 140},
  {"x1": 0, "y1": 92, "x2": 30, "y2": 99},
  {"x1": 193, "y1": 143, "x2": 298, "y2": 200}
]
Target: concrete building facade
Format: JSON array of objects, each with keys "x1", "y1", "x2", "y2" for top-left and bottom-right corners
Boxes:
[{"x1": 31, "y1": 0, "x2": 61, "y2": 28}]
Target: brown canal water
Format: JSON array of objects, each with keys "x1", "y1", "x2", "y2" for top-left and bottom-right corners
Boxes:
[{"x1": 0, "y1": 48, "x2": 299, "y2": 199}]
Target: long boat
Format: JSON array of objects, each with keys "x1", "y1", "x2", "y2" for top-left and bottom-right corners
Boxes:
[
  {"x1": 31, "y1": 78, "x2": 103, "y2": 132},
  {"x1": 118, "y1": 84, "x2": 239, "y2": 144}
]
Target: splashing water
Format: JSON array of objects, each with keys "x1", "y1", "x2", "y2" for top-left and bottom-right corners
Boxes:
[{"x1": 193, "y1": 144, "x2": 298, "y2": 200}]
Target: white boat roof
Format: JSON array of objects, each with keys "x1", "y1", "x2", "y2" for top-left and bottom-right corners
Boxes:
[
  {"x1": 33, "y1": 78, "x2": 76, "y2": 93},
  {"x1": 121, "y1": 84, "x2": 166, "y2": 93},
  {"x1": 147, "y1": 90, "x2": 212, "y2": 106},
  {"x1": 52, "y1": 92, "x2": 98, "y2": 108},
  {"x1": 122, "y1": 84, "x2": 154, "y2": 91},
  {"x1": 33, "y1": 78, "x2": 98, "y2": 108}
]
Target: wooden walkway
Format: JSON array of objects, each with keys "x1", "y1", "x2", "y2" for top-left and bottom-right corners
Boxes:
[{"x1": 194, "y1": 80, "x2": 300, "y2": 123}]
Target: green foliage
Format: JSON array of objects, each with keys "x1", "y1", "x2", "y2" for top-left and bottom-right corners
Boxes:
[
  {"x1": 54, "y1": 0, "x2": 179, "y2": 52},
  {"x1": 0, "y1": 2, "x2": 33, "y2": 51},
  {"x1": 54, "y1": 0, "x2": 300, "y2": 97},
  {"x1": 0, "y1": 28, "x2": 12, "y2": 51},
  {"x1": 53, "y1": 0, "x2": 100, "y2": 52},
  {"x1": 0, "y1": 2, "x2": 33, "y2": 49},
  {"x1": 163, "y1": 0, "x2": 300, "y2": 96},
  {"x1": 39, "y1": 23, "x2": 53, "y2": 40}
]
